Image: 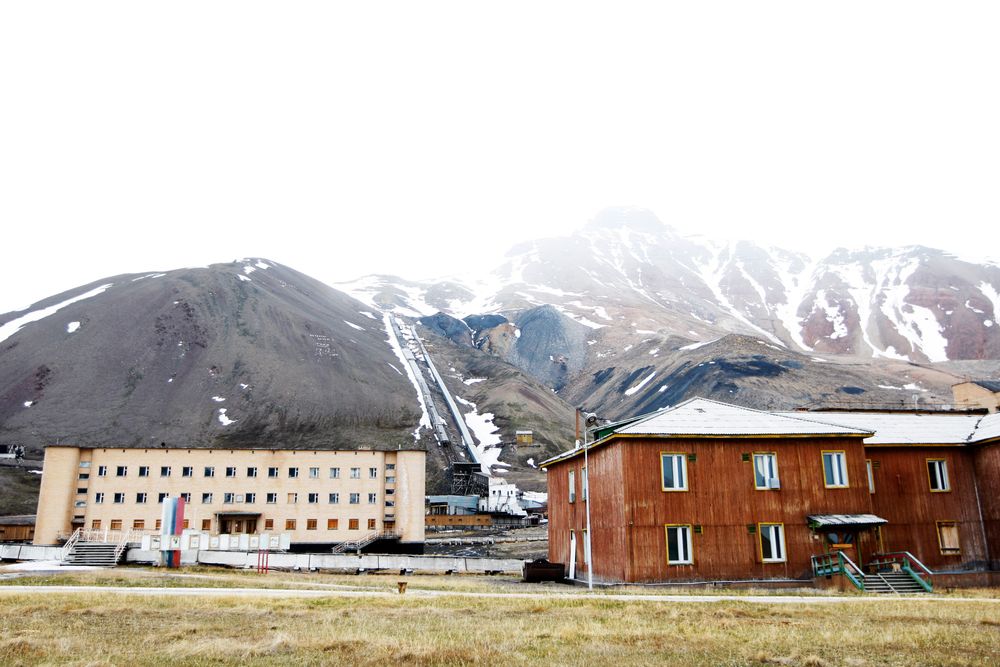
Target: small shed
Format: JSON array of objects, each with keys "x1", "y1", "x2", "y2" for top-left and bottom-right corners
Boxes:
[{"x1": 0, "y1": 515, "x2": 36, "y2": 543}]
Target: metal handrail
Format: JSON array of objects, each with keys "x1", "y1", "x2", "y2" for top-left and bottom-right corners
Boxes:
[
  {"x1": 113, "y1": 530, "x2": 138, "y2": 564},
  {"x1": 868, "y1": 551, "x2": 933, "y2": 592},
  {"x1": 872, "y1": 551, "x2": 934, "y2": 578},
  {"x1": 61, "y1": 527, "x2": 82, "y2": 561},
  {"x1": 331, "y1": 530, "x2": 400, "y2": 554},
  {"x1": 811, "y1": 551, "x2": 865, "y2": 591}
]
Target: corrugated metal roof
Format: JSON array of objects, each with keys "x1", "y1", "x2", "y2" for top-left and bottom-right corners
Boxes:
[
  {"x1": 971, "y1": 379, "x2": 1000, "y2": 392},
  {"x1": 807, "y1": 514, "x2": 887, "y2": 527},
  {"x1": 616, "y1": 398, "x2": 872, "y2": 437},
  {"x1": 776, "y1": 411, "x2": 982, "y2": 445},
  {"x1": 970, "y1": 413, "x2": 1000, "y2": 443}
]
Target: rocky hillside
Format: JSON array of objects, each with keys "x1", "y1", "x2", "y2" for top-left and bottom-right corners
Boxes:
[
  {"x1": 0, "y1": 260, "x2": 425, "y2": 457},
  {"x1": 340, "y1": 207, "x2": 1000, "y2": 366}
]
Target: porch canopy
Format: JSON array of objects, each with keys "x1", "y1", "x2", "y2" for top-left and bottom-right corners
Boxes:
[
  {"x1": 214, "y1": 512, "x2": 262, "y2": 518},
  {"x1": 807, "y1": 514, "x2": 887, "y2": 529}
]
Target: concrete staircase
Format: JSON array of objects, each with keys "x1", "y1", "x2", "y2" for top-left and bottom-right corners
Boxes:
[
  {"x1": 862, "y1": 570, "x2": 928, "y2": 594},
  {"x1": 63, "y1": 542, "x2": 121, "y2": 567}
]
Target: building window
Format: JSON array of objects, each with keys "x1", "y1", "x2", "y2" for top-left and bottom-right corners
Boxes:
[
  {"x1": 136, "y1": 492, "x2": 147, "y2": 504},
  {"x1": 109, "y1": 519, "x2": 122, "y2": 531},
  {"x1": 385, "y1": 500, "x2": 395, "y2": 507},
  {"x1": 368, "y1": 493, "x2": 377, "y2": 504},
  {"x1": 661, "y1": 453, "x2": 688, "y2": 491},
  {"x1": 91, "y1": 519, "x2": 102, "y2": 530},
  {"x1": 79, "y1": 473, "x2": 90, "y2": 480},
  {"x1": 182, "y1": 466, "x2": 193, "y2": 477},
  {"x1": 759, "y1": 523, "x2": 786, "y2": 562},
  {"x1": 753, "y1": 453, "x2": 779, "y2": 490},
  {"x1": 309, "y1": 467, "x2": 319, "y2": 479},
  {"x1": 158, "y1": 493, "x2": 168, "y2": 503},
  {"x1": 113, "y1": 493, "x2": 125, "y2": 504},
  {"x1": 822, "y1": 451, "x2": 849, "y2": 488},
  {"x1": 117, "y1": 466, "x2": 128, "y2": 477},
  {"x1": 98, "y1": 465, "x2": 107, "y2": 477},
  {"x1": 287, "y1": 493, "x2": 298, "y2": 504},
  {"x1": 155, "y1": 519, "x2": 162, "y2": 530},
  {"x1": 245, "y1": 493, "x2": 256, "y2": 504},
  {"x1": 133, "y1": 519, "x2": 145, "y2": 530},
  {"x1": 327, "y1": 519, "x2": 339, "y2": 530},
  {"x1": 386, "y1": 476, "x2": 396, "y2": 484},
  {"x1": 306, "y1": 519, "x2": 318, "y2": 530},
  {"x1": 266, "y1": 492, "x2": 277, "y2": 504},
  {"x1": 285, "y1": 519, "x2": 296, "y2": 531},
  {"x1": 137, "y1": 466, "x2": 148, "y2": 477},
  {"x1": 329, "y1": 467, "x2": 341, "y2": 479},
  {"x1": 350, "y1": 467, "x2": 361, "y2": 479},
  {"x1": 937, "y1": 521, "x2": 960, "y2": 554},
  {"x1": 226, "y1": 467, "x2": 237, "y2": 478},
  {"x1": 582, "y1": 529, "x2": 590, "y2": 564},
  {"x1": 247, "y1": 467, "x2": 258, "y2": 478},
  {"x1": 581, "y1": 467, "x2": 588, "y2": 501},
  {"x1": 79, "y1": 461, "x2": 91, "y2": 468},
  {"x1": 264, "y1": 519, "x2": 274, "y2": 530},
  {"x1": 268, "y1": 467, "x2": 279, "y2": 478},
  {"x1": 329, "y1": 493, "x2": 340, "y2": 504},
  {"x1": 348, "y1": 519, "x2": 359, "y2": 530},
  {"x1": 201, "y1": 519, "x2": 211, "y2": 531},
  {"x1": 204, "y1": 466, "x2": 215, "y2": 478},
  {"x1": 202, "y1": 493, "x2": 213, "y2": 504},
  {"x1": 386, "y1": 464, "x2": 395, "y2": 471},
  {"x1": 349, "y1": 493, "x2": 360, "y2": 504},
  {"x1": 866, "y1": 460, "x2": 875, "y2": 494},
  {"x1": 160, "y1": 466, "x2": 171, "y2": 477},
  {"x1": 288, "y1": 467, "x2": 299, "y2": 479},
  {"x1": 927, "y1": 459, "x2": 950, "y2": 492},
  {"x1": 182, "y1": 519, "x2": 189, "y2": 529},
  {"x1": 369, "y1": 467, "x2": 378, "y2": 479},
  {"x1": 665, "y1": 525, "x2": 693, "y2": 565},
  {"x1": 568, "y1": 469, "x2": 576, "y2": 503},
  {"x1": 181, "y1": 493, "x2": 192, "y2": 503},
  {"x1": 368, "y1": 518, "x2": 376, "y2": 530},
  {"x1": 94, "y1": 492, "x2": 105, "y2": 504},
  {"x1": 308, "y1": 493, "x2": 319, "y2": 504}
]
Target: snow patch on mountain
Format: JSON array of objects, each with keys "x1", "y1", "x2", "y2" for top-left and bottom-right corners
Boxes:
[{"x1": 0, "y1": 283, "x2": 113, "y2": 344}]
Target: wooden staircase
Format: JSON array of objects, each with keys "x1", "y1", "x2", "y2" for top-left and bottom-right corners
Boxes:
[{"x1": 812, "y1": 550, "x2": 933, "y2": 594}]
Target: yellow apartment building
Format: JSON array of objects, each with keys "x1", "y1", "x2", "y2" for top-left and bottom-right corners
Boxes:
[{"x1": 33, "y1": 445, "x2": 425, "y2": 551}]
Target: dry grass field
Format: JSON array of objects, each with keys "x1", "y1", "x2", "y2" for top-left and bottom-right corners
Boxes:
[{"x1": 0, "y1": 569, "x2": 998, "y2": 666}]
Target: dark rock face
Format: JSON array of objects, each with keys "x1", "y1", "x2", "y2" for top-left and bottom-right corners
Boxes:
[
  {"x1": 508, "y1": 306, "x2": 589, "y2": 391},
  {"x1": 418, "y1": 313, "x2": 473, "y2": 347},
  {"x1": 0, "y1": 260, "x2": 422, "y2": 457}
]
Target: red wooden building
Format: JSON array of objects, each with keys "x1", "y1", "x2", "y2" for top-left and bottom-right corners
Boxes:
[{"x1": 543, "y1": 398, "x2": 1000, "y2": 585}]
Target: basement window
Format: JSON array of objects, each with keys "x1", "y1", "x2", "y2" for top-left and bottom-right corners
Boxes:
[
  {"x1": 133, "y1": 519, "x2": 145, "y2": 530},
  {"x1": 665, "y1": 524, "x2": 693, "y2": 565},
  {"x1": 327, "y1": 519, "x2": 338, "y2": 530},
  {"x1": 759, "y1": 523, "x2": 786, "y2": 562},
  {"x1": 937, "y1": 521, "x2": 960, "y2": 554},
  {"x1": 285, "y1": 519, "x2": 296, "y2": 530},
  {"x1": 307, "y1": 519, "x2": 318, "y2": 530},
  {"x1": 349, "y1": 519, "x2": 359, "y2": 530},
  {"x1": 109, "y1": 520, "x2": 122, "y2": 530},
  {"x1": 201, "y1": 519, "x2": 211, "y2": 531}
]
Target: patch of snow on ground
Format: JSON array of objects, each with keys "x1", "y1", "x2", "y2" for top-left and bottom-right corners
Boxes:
[
  {"x1": 692, "y1": 249, "x2": 785, "y2": 346},
  {"x1": 0, "y1": 560, "x2": 102, "y2": 572},
  {"x1": 515, "y1": 328, "x2": 521, "y2": 338},
  {"x1": 360, "y1": 311, "x2": 378, "y2": 320},
  {"x1": 243, "y1": 265, "x2": 256, "y2": 275},
  {"x1": 527, "y1": 458, "x2": 536, "y2": 468},
  {"x1": 255, "y1": 261, "x2": 270, "y2": 270},
  {"x1": 878, "y1": 384, "x2": 904, "y2": 390},
  {"x1": 635, "y1": 329, "x2": 656, "y2": 334},
  {"x1": 387, "y1": 363, "x2": 403, "y2": 376},
  {"x1": 624, "y1": 371, "x2": 657, "y2": 397},
  {"x1": 461, "y1": 398, "x2": 505, "y2": 475},
  {"x1": 903, "y1": 383, "x2": 927, "y2": 392},
  {"x1": 23, "y1": 401, "x2": 33, "y2": 407},
  {"x1": 649, "y1": 348, "x2": 660, "y2": 355},
  {"x1": 987, "y1": 320, "x2": 995, "y2": 328},
  {"x1": 658, "y1": 384, "x2": 668, "y2": 393},
  {"x1": 815, "y1": 290, "x2": 849, "y2": 339},
  {"x1": 383, "y1": 313, "x2": 431, "y2": 440},
  {"x1": 464, "y1": 378, "x2": 487, "y2": 385},
  {"x1": 240, "y1": 383, "x2": 250, "y2": 389},
  {"x1": 679, "y1": 338, "x2": 719, "y2": 351},
  {"x1": 67, "y1": 321, "x2": 80, "y2": 333},
  {"x1": 966, "y1": 300, "x2": 985, "y2": 314},
  {"x1": 212, "y1": 396, "x2": 226, "y2": 402},
  {"x1": 218, "y1": 409, "x2": 236, "y2": 425},
  {"x1": 980, "y1": 282, "x2": 1000, "y2": 321},
  {"x1": 587, "y1": 340, "x2": 596, "y2": 345},
  {"x1": 0, "y1": 283, "x2": 113, "y2": 345},
  {"x1": 343, "y1": 320, "x2": 365, "y2": 331},
  {"x1": 521, "y1": 491, "x2": 548, "y2": 503},
  {"x1": 237, "y1": 275, "x2": 251, "y2": 282},
  {"x1": 28, "y1": 469, "x2": 42, "y2": 475},
  {"x1": 811, "y1": 357, "x2": 829, "y2": 363}
]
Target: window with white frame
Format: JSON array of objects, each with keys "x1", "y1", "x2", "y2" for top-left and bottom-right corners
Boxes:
[
  {"x1": 113, "y1": 493, "x2": 125, "y2": 504},
  {"x1": 349, "y1": 493, "x2": 360, "y2": 504},
  {"x1": 329, "y1": 467, "x2": 340, "y2": 479},
  {"x1": 308, "y1": 493, "x2": 319, "y2": 504},
  {"x1": 759, "y1": 523, "x2": 786, "y2": 562},
  {"x1": 665, "y1": 525, "x2": 693, "y2": 564},
  {"x1": 309, "y1": 467, "x2": 319, "y2": 479},
  {"x1": 136, "y1": 492, "x2": 147, "y2": 504},
  {"x1": 247, "y1": 467, "x2": 258, "y2": 478},
  {"x1": 822, "y1": 451, "x2": 848, "y2": 487},
  {"x1": 202, "y1": 492, "x2": 213, "y2": 504},
  {"x1": 661, "y1": 454, "x2": 688, "y2": 491},
  {"x1": 350, "y1": 467, "x2": 361, "y2": 479},
  {"x1": 368, "y1": 492, "x2": 377, "y2": 504},
  {"x1": 927, "y1": 459, "x2": 950, "y2": 492},
  {"x1": 94, "y1": 492, "x2": 104, "y2": 504},
  {"x1": 329, "y1": 492, "x2": 340, "y2": 504},
  {"x1": 581, "y1": 467, "x2": 588, "y2": 501},
  {"x1": 266, "y1": 492, "x2": 277, "y2": 504},
  {"x1": 866, "y1": 460, "x2": 875, "y2": 494},
  {"x1": 753, "y1": 453, "x2": 779, "y2": 489},
  {"x1": 369, "y1": 467, "x2": 378, "y2": 479},
  {"x1": 245, "y1": 493, "x2": 255, "y2": 504},
  {"x1": 568, "y1": 469, "x2": 576, "y2": 503}
]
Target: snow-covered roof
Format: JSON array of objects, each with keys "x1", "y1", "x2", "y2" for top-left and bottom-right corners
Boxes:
[
  {"x1": 970, "y1": 412, "x2": 1000, "y2": 443},
  {"x1": 776, "y1": 411, "x2": 983, "y2": 446},
  {"x1": 616, "y1": 398, "x2": 871, "y2": 438},
  {"x1": 541, "y1": 398, "x2": 869, "y2": 468}
]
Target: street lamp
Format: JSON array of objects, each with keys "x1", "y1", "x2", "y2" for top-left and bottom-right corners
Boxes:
[{"x1": 580, "y1": 410, "x2": 598, "y2": 590}]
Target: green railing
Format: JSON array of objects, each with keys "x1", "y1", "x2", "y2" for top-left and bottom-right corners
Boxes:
[
  {"x1": 811, "y1": 551, "x2": 866, "y2": 591},
  {"x1": 867, "y1": 551, "x2": 933, "y2": 593}
]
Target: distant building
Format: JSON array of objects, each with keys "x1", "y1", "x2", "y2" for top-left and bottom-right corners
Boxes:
[
  {"x1": 515, "y1": 430, "x2": 534, "y2": 446},
  {"x1": 34, "y1": 444, "x2": 426, "y2": 552},
  {"x1": 0, "y1": 515, "x2": 36, "y2": 542},
  {"x1": 952, "y1": 380, "x2": 1000, "y2": 413}
]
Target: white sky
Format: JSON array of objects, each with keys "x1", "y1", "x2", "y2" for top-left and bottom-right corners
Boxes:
[{"x1": 2, "y1": 2, "x2": 998, "y2": 314}]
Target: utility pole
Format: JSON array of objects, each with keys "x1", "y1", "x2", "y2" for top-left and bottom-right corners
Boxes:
[{"x1": 579, "y1": 409, "x2": 597, "y2": 591}]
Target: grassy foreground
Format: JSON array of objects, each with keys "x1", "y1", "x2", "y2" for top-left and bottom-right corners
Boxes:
[{"x1": 1, "y1": 581, "x2": 998, "y2": 666}]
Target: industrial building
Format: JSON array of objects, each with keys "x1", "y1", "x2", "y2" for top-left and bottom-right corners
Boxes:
[{"x1": 33, "y1": 444, "x2": 426, "y2": 552}]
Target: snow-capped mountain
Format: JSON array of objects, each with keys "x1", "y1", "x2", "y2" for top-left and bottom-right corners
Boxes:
[{"x1": 339, "y1": 207, "x2": 1000, "y2": 364}]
